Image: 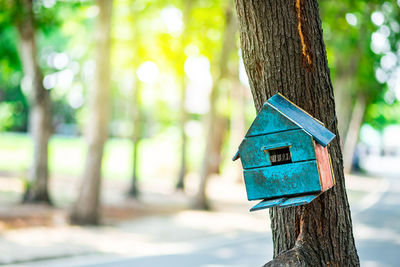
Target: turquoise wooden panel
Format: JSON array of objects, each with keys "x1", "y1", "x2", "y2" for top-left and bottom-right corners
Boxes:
[
  {"x1": 243, "y1": 161, "x2": 322, "y2": 200},
  {"x1": 245, "y1": 103, "x2": 300, "y2": 137},
  {"x1": 239, "y1": 129, "x2": 316, "y2": 169},
  {"x1": 279, "y1": 194, "x2": 318, "y2": 208},
  {"x1": 268, "y1": 94, "x2": 335, "y2": 147},
  {"x1": 250, "y1": 198, "x2": 286, "y2": 212}
]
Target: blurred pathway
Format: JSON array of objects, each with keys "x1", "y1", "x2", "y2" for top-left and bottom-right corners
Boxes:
[
  {"x1": 353, "y1": 155, "x2": 400, "y2": 267},
  {"x1": 1, "y1": 166, "x2": 399, "y2": 267}
]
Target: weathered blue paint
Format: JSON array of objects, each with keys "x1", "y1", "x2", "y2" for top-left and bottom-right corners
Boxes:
[
  {"x1": 267, "y1": 94, "x2": 335, "y2": 147},
  {"x1": 243, "y1": 161, "x2": 322, "y2": 201},
  {"x1": 245, "y1": 103, "x2": 300, "y2": 137},
  {"x1": 250, "y1": 198, "x2": 286, "y2": 212},
  {"x1": 232, "y1": 150, "x2": 240, "y2": 161},
  {"x1": 234, "y1": 93, "x2": 336, "y2": 211},
  {"x1": 238, "y1": 129, "x2": 316, "y2": 169},
  {"x1": 279, "y1": 194, "x2": 318, "y2": 208},
  {"x1": 249, "y1": 194, "x2": 319, "y2": 211},
  {"x1": 261, "y1": 142, "x2": 292, "y2": 151}
]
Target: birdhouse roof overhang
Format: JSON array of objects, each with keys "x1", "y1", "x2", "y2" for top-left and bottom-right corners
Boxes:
[
  {"x1": 233, "y1": 93, "x2": 335, "y2": 161},
  {"x1": 266, "y1": 93, "x2": 335, "y2": 147}
]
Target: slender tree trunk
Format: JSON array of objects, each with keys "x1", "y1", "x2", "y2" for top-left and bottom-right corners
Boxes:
[
  {"x1": 235, "y1": 0, "x2": 359, "y2": 265},
  {"x1": 128, "y1": 79, "x2": 141, "y2": 198},
  {"x1": 16, "y1": 0, "x2": 51, "y2": 204},
  {"x1": 176, "y1": 0, "x2": 193, "y2": 191},
  {"x1": 70, "y1": 0, "x2": 113, "y2": 225},
  {"x1": 332, "y1": 8, "x2": 370, "y2": 149},
  {"x1": 229, "y1": 81, "x2": 246, "y2": 183},
  {"x1": 129, "y1": 137, "x2": 140, "y2": 197},
  {"x1": 334, "y1": 76, "x2": 354, "y2": 146},
  {"x1": 208, "y1": 115, "x2": 229, "y2": 175},
  {"x1": 193, "y1": 3, "x2": 237, "y2": 209},
  {"x1": 176, "y1": 74, "x2": 188, "y2": 190},
  {"x1": 343, "y1": 94, "x2": 366, "y2": 173}
]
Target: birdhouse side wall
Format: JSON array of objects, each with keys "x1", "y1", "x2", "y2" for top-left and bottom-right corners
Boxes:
[{"x1": 314, "y1": 142, "x2": 334, "y2": 192}]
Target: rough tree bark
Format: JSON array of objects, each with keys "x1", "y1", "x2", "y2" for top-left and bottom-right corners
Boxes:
[
  {"x1": 70, "y1": 0, "x2": 113, "y2": 225},
  {"x1": 16, "y1": 0, "x2": 52, "y2": 204},
  {"x1": 235, "y1": 0, "x2": 360, "y2": 266},
  {"x1": 193, "y1": 3, "x2": 237, "y2": 209}
]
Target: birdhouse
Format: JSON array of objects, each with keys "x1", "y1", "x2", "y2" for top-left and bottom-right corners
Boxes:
[{"x1": 233, "y1": 93, "x2": 336, "y2": 212}]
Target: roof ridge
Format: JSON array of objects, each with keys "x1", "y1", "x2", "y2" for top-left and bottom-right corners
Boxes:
[{"x1": 276, "y1": 93, "x2": 324, "y2": 126}]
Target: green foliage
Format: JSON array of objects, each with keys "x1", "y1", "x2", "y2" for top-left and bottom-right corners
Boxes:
[{"x1": 321, "y1": 0, "x2": 400, "y2": 130}]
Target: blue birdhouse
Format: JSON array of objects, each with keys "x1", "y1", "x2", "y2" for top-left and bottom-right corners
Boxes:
[{"x1": 233, "y1": 93, "x2": 336, "y2": 212}]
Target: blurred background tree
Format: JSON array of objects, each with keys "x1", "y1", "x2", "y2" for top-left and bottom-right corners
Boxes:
[
  {"x1": 70, "y1": 0, "x2": 113, "y2": 225},
  {"x1": 0, "y1": 0, "x2": 399, "y2": 222}
]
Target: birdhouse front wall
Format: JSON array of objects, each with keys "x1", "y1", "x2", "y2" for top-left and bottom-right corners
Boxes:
[
  {"x1": 239, "y1": 128, "x2": 325, "y2": 201},
  {"x1": 238, "y1": 129, "x2": 316, "y2": 170},
  {"x1": 243, "y1": 160, "x2": 322, "y2": 200}
]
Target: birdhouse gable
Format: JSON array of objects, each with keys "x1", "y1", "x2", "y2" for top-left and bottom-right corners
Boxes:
[
  {"x1": 245, "y1": 102, "x2": 301, "y2": 138},
  {"x1": 267, "y1": 94, "x2": 335, "y2": 147}
]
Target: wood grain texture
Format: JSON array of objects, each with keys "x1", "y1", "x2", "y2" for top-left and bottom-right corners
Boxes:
[
  {"x1": 235, "y1": 0, "x2": 359, "y2": 265},
  {"x1": 239, "y1": 129, "x2": 315, "y2": 169},
  {"x1": 315, "y1": 142, "x2": 334, "y2": 192},
  {"x1": 243, "y1": 161, "x2": 321, "y2": 200}
]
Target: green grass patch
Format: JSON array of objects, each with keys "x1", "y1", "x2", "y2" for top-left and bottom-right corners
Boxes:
[{"x1": 0, "y1": 129, "x2": 205, "y2": 181}]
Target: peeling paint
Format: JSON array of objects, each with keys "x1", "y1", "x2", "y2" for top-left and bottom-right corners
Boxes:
[{"x1": 296, "y1": 0, "x2": 312, "y2": 65}]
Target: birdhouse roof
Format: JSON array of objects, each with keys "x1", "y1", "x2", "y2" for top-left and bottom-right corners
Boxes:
[
  {"x1": 233, "y1": 93, "x2": 335, "y2": 161},
  {"x1": 265, "y1": 93, "x2": 335, "y2": 147}
]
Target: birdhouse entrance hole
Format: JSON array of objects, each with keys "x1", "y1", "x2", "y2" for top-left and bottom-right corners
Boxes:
[{"x1": 267, "y1": 147, "x2": 292, "y2": 166}]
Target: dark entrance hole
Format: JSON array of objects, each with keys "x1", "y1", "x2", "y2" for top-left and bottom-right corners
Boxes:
[{"x1": 268, "y1": 147, "x2": 292, "y2": 166}]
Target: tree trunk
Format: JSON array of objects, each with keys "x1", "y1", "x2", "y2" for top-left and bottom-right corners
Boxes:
[
  {"x1": 128, "y1": 79, "x2": 141, "y2": 198},
  {"x1": 208, "y1": 115, "x2": 229, "y2": 175},
  {"x1": 176, "y1": 0, "x2": 193, "y2": 191},
  {"x1": 333, "y1": 76, "x2": 354, "y2": 147},
  {"x1": 229, "y1": 82, "x2": 247, "y2": 183},
  {"x1": 235, "y1": 0, "x2": 360, "y2": 266},
  {"x1": 176, "y1": 75, "x2": 188, "y2": 190},
  {"x1": 128, "y1": 137, "x2": 140, "y2": 197},
  {"x1": 343, "y1": 94, "x2": 366, "y2": 173},
  {"x1": 16, "y1": 0, "x2": 52, "y2": 204},
  {"x1": 193, "y1": 3, "x2": 237, "y2": 209},
  {"x1": 70, "y1": 0, "x2": 113, "y2": 225}
]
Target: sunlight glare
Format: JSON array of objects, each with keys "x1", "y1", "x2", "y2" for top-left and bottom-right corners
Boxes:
[
  {"x1": 371, "y1": 32, "x2": 390, "y2": 54},
  {"x1": 161, "y1": 6, "x2": 183, "y2": 36},
  {"x1": 184, "y1": 56, "x2": 213, "y2": 114},
  {"x1": 43, "y1": 73, "x2": 57, "y2": 90},
  {"x1": 345, "y1": 13, "x2": 357, "y2": 26},
  {"x1": 380, "y1": 52, "x2": 397, "y2": 70},
  {"x1": 67, "y1": 84, "x2": 84, "y2": 109},
  {"x1": 136, "y1": 61, "x2": 159, "y2": 84},
  {"x1": 371, "y1": 11, "x2": 384, "y2": 26}
]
